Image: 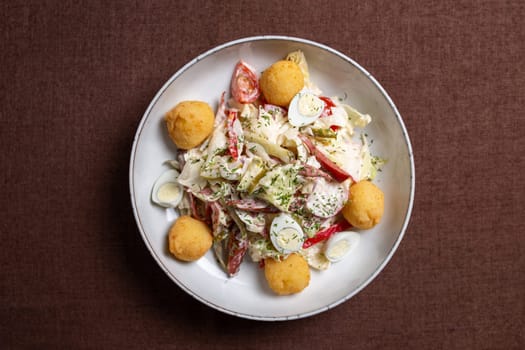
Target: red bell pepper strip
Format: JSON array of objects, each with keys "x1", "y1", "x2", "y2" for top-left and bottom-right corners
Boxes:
[
  {"x1": 319, "y1": 96, "x2": 342, "y2": 132},
  {"x1": 227, "y1": 110, "x2": 239, "y2": 160},
  {"x1": 298, "y1": 134, "x2": 355, "y2": 183},
  {"x1": 231, "y1": 60, "x2": 260, "y2": 103},
  {"x1": 302, "y1": 221, "x2": 351, "y2": 249},
  {"x1": 319, "y1": 96, "x2": 336, "y2": 117}
]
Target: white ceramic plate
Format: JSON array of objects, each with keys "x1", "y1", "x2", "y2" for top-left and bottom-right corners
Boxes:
[{"x1": 130, "y1": 36, "x2": 414, "y2": 321}]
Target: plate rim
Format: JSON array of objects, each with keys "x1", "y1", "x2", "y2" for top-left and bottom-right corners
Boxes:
[{"x1": 129, "y1": 35, "x2": 415, "y2": 321}]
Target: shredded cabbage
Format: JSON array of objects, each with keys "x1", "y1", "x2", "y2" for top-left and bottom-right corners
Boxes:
[{"x1": 155, "y1": 51, "x2": 385, "y2": 278}]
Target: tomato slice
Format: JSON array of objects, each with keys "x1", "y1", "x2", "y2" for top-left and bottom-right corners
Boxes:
[{"x1": 231, "y1": 60, "x2": 260, "y2": 103}]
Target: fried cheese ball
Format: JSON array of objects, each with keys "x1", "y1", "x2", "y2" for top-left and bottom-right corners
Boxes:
[
  {"x1": 260, "y1": 60, "x2": 304, "y2": 107},
  {"x1": 165, "y1": 101, "x2": 214, "y2": 150},
  {"x1": 168, "y1": 215, "x2": 213, "y2": 262},
  {"x1": 264, "y1": 253, "x2": 310, "y2": 295},
  {"x1": 342, "y1": 180, "x2": 384, "y2": 229}
]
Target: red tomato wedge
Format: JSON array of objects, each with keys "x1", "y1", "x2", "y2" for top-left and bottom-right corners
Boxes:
[{"x1": 231, "y1": 60, "x2": 260, "y2": 103}]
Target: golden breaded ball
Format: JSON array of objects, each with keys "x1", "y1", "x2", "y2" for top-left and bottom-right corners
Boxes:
[
  {"x1": 165, "y1": 101, "x2": 214, "y2": 150},
  {"x1": 342, "y1": 180, "x2": 384, "y2": 229},
  {"x1": 264, "y1": 253, "x2": 310, "y2": 295},
  {"x1": 260, "y1": 60, "x2": 304, "y2": 107},
  {"x1": 168, "y1": 215, "x2": 213, "y2": 262}
]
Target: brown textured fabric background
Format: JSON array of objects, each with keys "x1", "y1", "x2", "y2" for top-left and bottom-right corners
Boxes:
[{"x1": 1, "y1": 0, "x2": 523, "y2": 349}]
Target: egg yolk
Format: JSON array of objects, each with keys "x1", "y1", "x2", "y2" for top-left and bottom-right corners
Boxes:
[
  {"x1": 157, "y1": 182, "x2": 181, "y2": 203},
  {"x1": 326, "y1": 240, "x2": 350, "y2": 260},
  {"x1": 276, "y1": 228, "x2": 301, "y2": 250},
  {"x1": 298, "y1": 93, "x2": 323, "y2": 117}
]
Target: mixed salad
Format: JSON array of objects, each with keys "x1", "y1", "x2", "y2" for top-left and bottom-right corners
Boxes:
[{"x1": 152, "y1": 51, "x2": 383, "y2": 276}]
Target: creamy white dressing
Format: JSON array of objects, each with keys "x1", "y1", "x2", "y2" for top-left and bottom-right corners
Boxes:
[
  {"x1": 316, "y1": 136, "x2": 363, "y2": 181},
  {"x1": 306, "y1": 178, "x2": 347, "y2": 218},
  {"x1": 246, "y1": 107, "x2": 289, "y2": 145},
  {"x1": 178, "y1": 150, "x2": 207, "y2": 191}
]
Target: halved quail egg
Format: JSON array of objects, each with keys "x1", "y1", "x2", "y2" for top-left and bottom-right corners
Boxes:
[
  {"x1": 151, "y1": 169, "x2": 183, "y2": 208},
  {"x1": 287, "y1": 90, "x2": 325, "y2": 127},
  {"x1": 302, "y1": 243, "x2": 331, "y2": 270},
  {"x1": 323, "y1": 231, "x2": 360, "y2": 262},
  {"x1": 269, "y1": 213, "x2": 305, "y2": 254}
]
